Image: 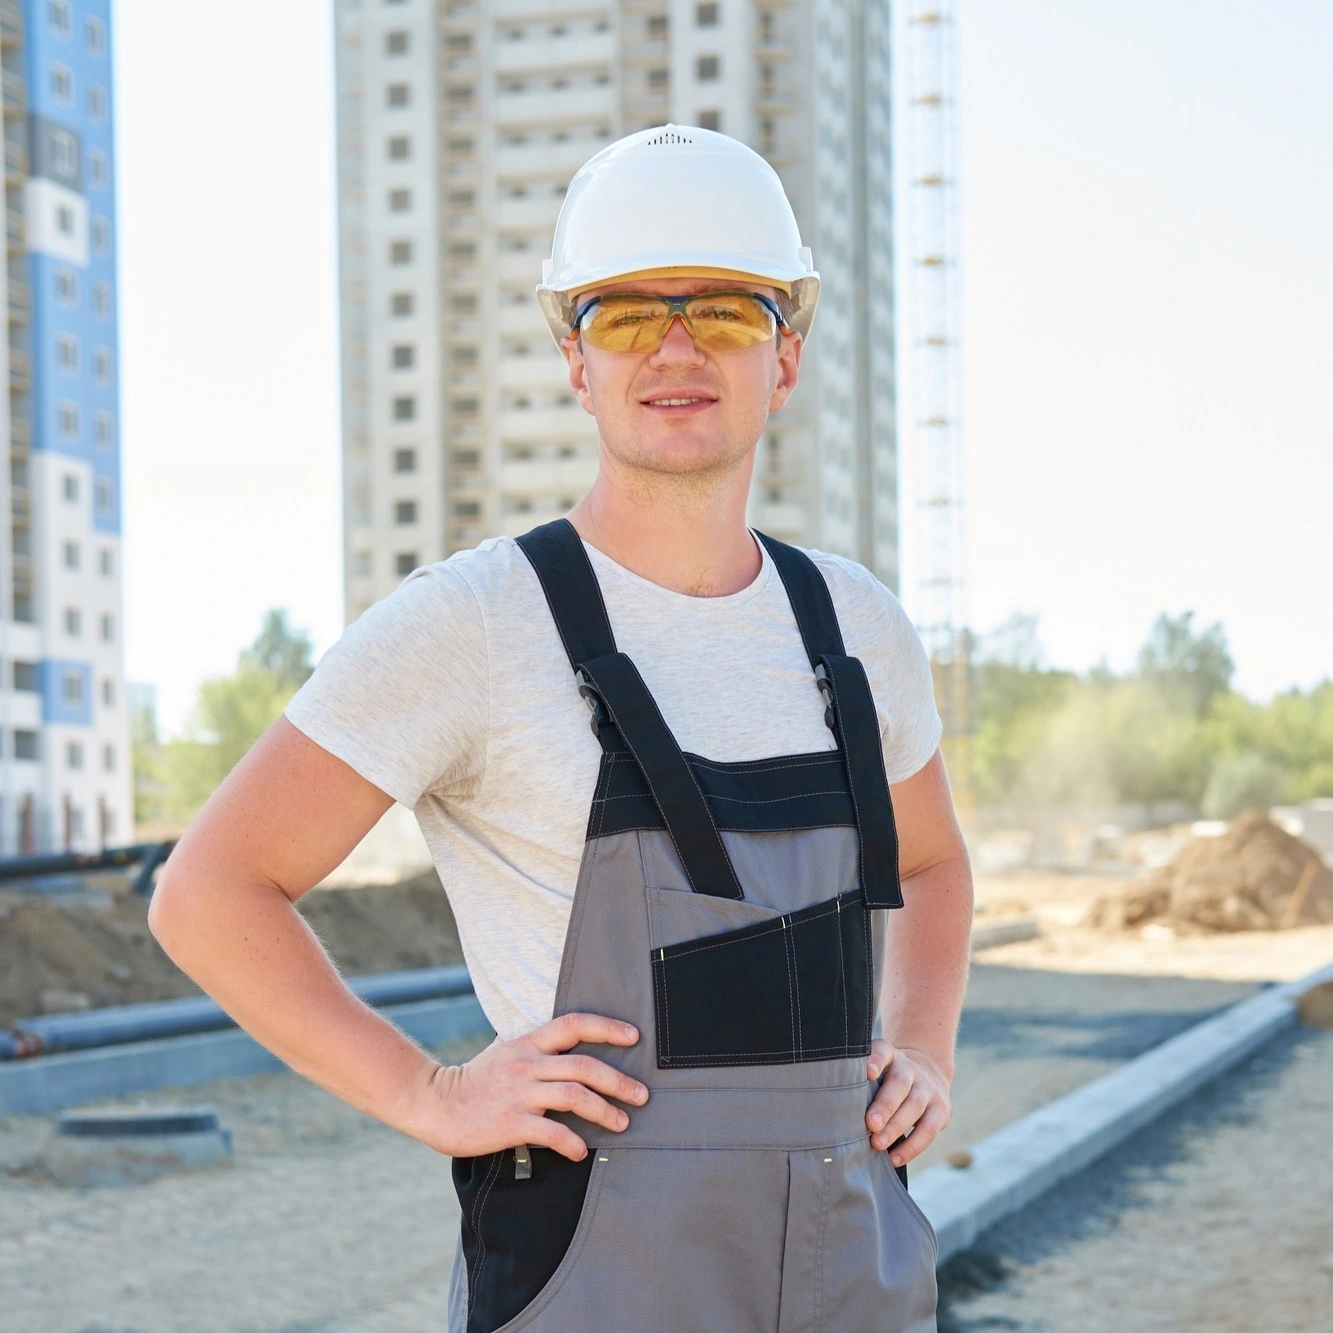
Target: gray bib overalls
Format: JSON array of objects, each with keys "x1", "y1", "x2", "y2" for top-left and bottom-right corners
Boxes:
[{"x1": 447, "y1": 519, "x2": 939, "y2": 1332}]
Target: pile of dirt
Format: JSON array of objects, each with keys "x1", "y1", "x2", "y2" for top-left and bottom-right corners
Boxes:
[
  {"x1": 0, "y1": 866, "x2": 463, "y2": 1029},
  {"x1": 1087, "y1": 811, "x2": 1333, "y2": 934}
]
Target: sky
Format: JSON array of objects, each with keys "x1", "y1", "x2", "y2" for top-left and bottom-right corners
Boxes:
[{"x1": 113, "y1": 0, "x2": 1333, "y2": 741}]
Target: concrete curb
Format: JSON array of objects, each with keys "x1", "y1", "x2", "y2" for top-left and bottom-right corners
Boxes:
[
  {"x1": 0, "y1": 993, "x2": 492, "y2": 1116},
  {"x1": 914, "y1": 959, "x2": 1333, "y2": 1264},
  {"x1": 970, "y1": 916, "x2": 1039, "y2": 952}
]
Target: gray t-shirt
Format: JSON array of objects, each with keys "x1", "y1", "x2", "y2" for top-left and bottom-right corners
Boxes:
[{"x1": 283, "y1": 532, "x2": 942, "y2": 1041}]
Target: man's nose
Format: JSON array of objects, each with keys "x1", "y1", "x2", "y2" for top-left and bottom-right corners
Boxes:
[{"x1": 652, "y1": 311, "x2": 705, "y2": 361}]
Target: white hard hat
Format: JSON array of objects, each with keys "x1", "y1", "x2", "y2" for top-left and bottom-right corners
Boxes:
[{"x1": 537, "y1": 123, "x2": 820, "y2": 348}]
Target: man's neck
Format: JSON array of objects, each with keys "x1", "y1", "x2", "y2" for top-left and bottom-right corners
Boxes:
[{"x1": 566, "y1": 468, "x2": 762, "y2": 599}]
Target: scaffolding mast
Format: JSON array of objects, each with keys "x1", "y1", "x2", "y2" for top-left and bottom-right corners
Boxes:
[{"x1": 901, "y1": 0, "x2": 973, "y2": 825}]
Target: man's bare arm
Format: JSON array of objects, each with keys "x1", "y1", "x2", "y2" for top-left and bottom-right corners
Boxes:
[
  {"x1": 863, "y1": 747, "x2": 974, "y2": 1163},
  {"x1": 147, "y1": 716, "x2": 647, "y2": 1160}
]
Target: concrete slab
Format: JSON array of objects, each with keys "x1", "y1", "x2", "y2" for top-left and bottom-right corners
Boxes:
[
  {"x1": 913, "y1": 959, "x2": 1333, "y2": 1263},
  {"x1": 0, "y1": 993, "x2": 490, "y2": 1115}
]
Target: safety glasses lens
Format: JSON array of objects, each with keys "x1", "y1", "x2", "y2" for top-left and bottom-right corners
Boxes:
[{"x1": 578, "y1": 294, "x2": 778, "y2": 352}]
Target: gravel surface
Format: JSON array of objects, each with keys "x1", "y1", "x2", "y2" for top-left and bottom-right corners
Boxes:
[
  {"x1": 0, "y1": 963, "x2": 1272, "y2": 1331},
  {"x1": 937, "y1": 1022, "x2": 1333, "y2": 1332}
]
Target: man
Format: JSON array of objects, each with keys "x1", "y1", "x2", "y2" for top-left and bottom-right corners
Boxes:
[{"x1": 149, "y1": 125, "x2": 973, "y2": 1331}]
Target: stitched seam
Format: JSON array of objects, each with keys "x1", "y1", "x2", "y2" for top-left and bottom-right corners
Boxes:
[
  {"x1": 782, "y1": 917, "x2": 797, "y2": 1059},
  {"x1": 814, "y1": 1153, "x2": 832, "y2": 1332},
  {"x1": 467, "y1": 1150, "x2": 504, "y2": 1318},
  {"x1": 861, "y1": 897, "x2": 873, "y2": 1044},
  {"x1": 659, "y1": 1043, "x2": 872, "y2": 1063},
  {"x1": 589, "y1": 819, "x2": 856, "y2": 837},
  {"x1": 685, "y1": 754, "x2": 842, "y2": 774},
  {"x1": 836, "y1": 894, "x2": 849, "y2": 1049},
  {"x1": 786, "y1": 919, "x2": 803, "y2": 1059}
]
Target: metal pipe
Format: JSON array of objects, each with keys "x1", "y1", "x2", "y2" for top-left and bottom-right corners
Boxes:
[{"x1": 2, "y1": 964, "x2": 473, "y2": 1059}]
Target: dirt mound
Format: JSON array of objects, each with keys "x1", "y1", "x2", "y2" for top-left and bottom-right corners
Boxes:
[
  {"x1": 1088, "y1": 811, "x2": 1333, "y2": 934},
  {"x1": 0, "y1": 868, "x2": 463, "y2": 1029}
]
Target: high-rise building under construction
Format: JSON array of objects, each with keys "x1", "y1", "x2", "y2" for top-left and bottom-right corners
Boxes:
[{"x1": 333, "y1": 0, "x2": 897, "y2": 624}]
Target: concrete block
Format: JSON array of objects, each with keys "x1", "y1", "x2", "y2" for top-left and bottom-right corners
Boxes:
[{"x1": 40, "y1": 1106, "x2": 233, "y2": 1187}]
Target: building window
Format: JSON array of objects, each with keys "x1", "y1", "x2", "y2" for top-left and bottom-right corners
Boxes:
[
  {"x1": 102, "y1": 678, "x2": 114, "y2": 706},
  {"x1": 392, "y1": 344, "x2": 415, "y2": 369},
  {"x1": 696, "y1": 2, "x2": 720, "y2": 24},
  {"x1": 62, "y1": 472, "x2": 78, "y2": 501},
  {"x1": 88, "y1": 83, "x2": 108, "y2": 121},
  {"x1": 63, "y1": 671, "x2": 82, "y2": 703},
  {"x1": 395, "y1": 500, "x2": 417, "y2": 525},
  {"x1": 94, "y1": 346, "x2": 112, "y2": 383},
  {"x1": 63, "y1": 540, "x2": 79, "y2": 569},
  {"x1": 13, "y1": 661, "x2": 39, "y2": 692},
  {"x1": 391, "y1": 292, "x2": 414, "y2": 316},
  {"x1": 389, "y1": 187, "x2": 411, "y2": 211},
  {"x1": 396, "y1": 552, "x2": 418, "y2": 576},
  {"x1": 67, "y1": 740, "x2": 83, "y2": 770},
  {"x1": 104, "y1": 744, "x2": 115, "y2": 773},
  {"x1": 56, "y1": 268, "x2": 77, "y2": 304},
  {"x1": 97, "y1": 478, "x2": 113, "y2": 511},
  {"x1": 92, "y1": 215, "x2": 110, "y2": 251},
  {"x1": 352, "y1": 550, "x2": 372, "y2": 578},
  {"x1": 387, "y1": 135, "x2": 410, "y2": 160},
  {"x1": 52, "y1": 127, "x2": 78, "y2": 173},
  {"x1": 394, "y1": 447, "x2": 417, "y2": 473},
  {"x1": 387, "y1": 82, "x2": 410, "y2": 107},
  {"x1": 648, "y1": 68, "x2": 668, "y2": 90},
  {"x1": 14, "y1": 730, "x2": 39, "y2": 761},
  {"x1": 49, "y1": 0, "x2": 70, "y2": 34},
  {"x1": 648, "y1": 15, "x2": 668, "y2": 36},
  {"x1": 385, "y1": 30, "x2": 409, "y2": 55},
  {"x1": 90, "y1": 149, "x2": 109, "y2": 188},
  {"x1": 93, "y1": 282, "x2": 111, "y2": 318},
  {"x1": 65, "y1": 606, "x2": 81, "y2": 636},
  {"x1": 94, "y1": 412, "x2": 112, "y2": 448},
  {"x1": 393, "y1": 396, "x2": 416, "y2": 421},
  {"x1": 57, "y1": 334, "x2": 79, "y2": 372},
  {"x1": 59, "y1": 402, "x2": 79, "y2": 437},
  {"x1": 696, "y1": 54, "x2": 720, "y2": 81},
  {"x1": 100, "y1": 547, "x2": 113, "y2": 575},
  {"x1": 86, "y1": 15, "x2": 106, "y2": 54},
  {"x1": 698, "y1": 108, "x2": 721, "y2": 131},
  {"x1": 100, "y1": 613, "x2": 114, "y2": 642},
  {"x1": 56, "y1": 204, "x2": 75, "y2": 235},
  {"x1": 50, "y1": 62, "x2": 74, "y2": 103},
  {"x1": 390, "y1": 239, "x2": 412, "y2": 264}
]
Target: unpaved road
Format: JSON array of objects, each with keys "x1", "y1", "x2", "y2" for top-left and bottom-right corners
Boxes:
[
  {"x1": 937, "y1": 1022, "x2": 1333, "y2": 1333},
  {"x1": 0, "y1": 964, "x2": 1268, "y2": 1331}
]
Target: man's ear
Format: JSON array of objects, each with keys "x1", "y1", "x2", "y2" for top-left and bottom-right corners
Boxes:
[
  {"x1": 768, "y1": 330, "x2": 803, "y2": 412},
  {"x1": 562, "y1": 334, "x2": 596, "y2": 415}
]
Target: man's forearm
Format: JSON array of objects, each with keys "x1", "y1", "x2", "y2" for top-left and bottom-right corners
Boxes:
[
  {"x1": 878, "y1": 852, "x2": 973, "y2": 1082},
  {"x1": 148, "y1": 878, "x2": 443, "y2": 1139}
]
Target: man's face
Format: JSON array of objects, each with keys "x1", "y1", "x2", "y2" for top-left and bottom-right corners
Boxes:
[{"x1": 559, "y1": 276, "x2": 803, "y2": 481}]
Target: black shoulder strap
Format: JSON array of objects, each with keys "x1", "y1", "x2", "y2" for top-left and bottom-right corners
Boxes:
[
  {"x1": 754, "y1": 531, "x2": 903, "y2": 910},
  {"x1": 754, "y1": 530, "x2": 846, "y2": 664},
  {"x1": 516, "y1": 519, "x2": 744, "y2": 901},
  {"x1": 514, "y1": 518, "x2": 617, "y2": 668}
]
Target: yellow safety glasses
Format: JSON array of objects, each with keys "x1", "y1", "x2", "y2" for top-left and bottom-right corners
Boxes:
[{"x1": 569, "y1": 291, "x2": 790, "y2": 354}]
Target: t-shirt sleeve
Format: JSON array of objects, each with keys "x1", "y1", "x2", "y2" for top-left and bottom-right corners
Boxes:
[
  {"x1": 823, "y1": 556, "x2": 943, "y2": 786},
  {"x1": 282, "y1": 560, "x2": 489, "y2": 810}
]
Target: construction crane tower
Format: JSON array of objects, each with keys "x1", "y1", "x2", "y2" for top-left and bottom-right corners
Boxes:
[{"x1": 899, "y1": 0, "x2": 973, "y2": 827}]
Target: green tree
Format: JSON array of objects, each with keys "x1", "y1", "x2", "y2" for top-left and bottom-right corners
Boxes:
[
  {"x1": 153, "y1": 610, "x2": 317, "y2": 829},
  {"x1": 1137, "y1": 610, "x2": 1234, "y2": 718}
]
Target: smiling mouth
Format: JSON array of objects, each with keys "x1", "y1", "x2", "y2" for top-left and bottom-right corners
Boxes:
[{"x1": 640, "y1": 396, "x2": 718, "y2": 411}]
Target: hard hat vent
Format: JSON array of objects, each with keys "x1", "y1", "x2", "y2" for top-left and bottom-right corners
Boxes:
[{"x1": 645, "y1": 129, "x2": 694, "y2": 147}]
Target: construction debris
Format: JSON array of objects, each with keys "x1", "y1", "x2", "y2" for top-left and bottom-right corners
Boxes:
[
  {"x1": 0, "y1": 867, "x2": 463, "y2": 1029},
  {"x1": 1087, "y1": 811, "x2": 1333, "y2": 934}
]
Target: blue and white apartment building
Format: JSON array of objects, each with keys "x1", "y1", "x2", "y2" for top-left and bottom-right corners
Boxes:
[{"x1": 0, "y1": 0, "x2": 127, "y2": 855}]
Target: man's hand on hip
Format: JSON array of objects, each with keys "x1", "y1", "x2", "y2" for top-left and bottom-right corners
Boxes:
[
  {"x1": 865, "y1": 1038, "x2": 952, "y2": 1166},
  {"x1": 412, "y1": 1011, "x2": 649, "y2": 1162}
]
